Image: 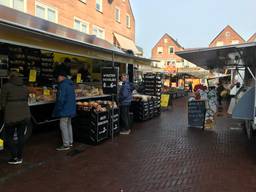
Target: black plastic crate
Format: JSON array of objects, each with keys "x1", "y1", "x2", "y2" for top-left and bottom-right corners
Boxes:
[
  {"x1": 89, "y1": 122, "x2": 109, "y2": 143},
  {"x1": 108, "y1": 108, "x2": 120, "y2": 136}
]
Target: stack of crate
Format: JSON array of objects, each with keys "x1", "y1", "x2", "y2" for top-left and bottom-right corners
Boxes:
[
  {"x1": 73, "y1": 109, "x2": 109, "y2": 144},
  {"x1": 143, "y1": 73, "x2": 162, "y2": 116},
  {"x1": 131, "y1": 99, "x2": 150, "y2": 121},
  {"x1": 108, "y1": 108, "x2": 120, "y2": 137}
]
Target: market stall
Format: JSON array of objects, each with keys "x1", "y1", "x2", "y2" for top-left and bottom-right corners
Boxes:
[{"x1": 0, "y1": 6, "x2": 154, "y2": 143}]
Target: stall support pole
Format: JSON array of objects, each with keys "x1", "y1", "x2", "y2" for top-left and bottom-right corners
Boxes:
[{"x1": 111, "y1": 52, "x2": 115, "y2": 141}]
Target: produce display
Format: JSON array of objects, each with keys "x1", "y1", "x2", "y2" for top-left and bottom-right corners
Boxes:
[
  {"x1": 77, "y1": 100, "x2": 117, "y2": 112},
  {"x1": 28, "y1": 85, "x2": 105, "y2": 105},
  {"x1": 75, "y1": 85, "x2": 104, "y2": 98},
  {"x1": 74, "y1": 100, "x2": 119, "y2": 144}
]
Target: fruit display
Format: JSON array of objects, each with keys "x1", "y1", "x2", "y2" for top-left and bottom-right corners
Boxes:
[
  {"x1": 75, "y1": 85, "x2": 104, "y2": 98},
  {"x1": 28, "y1": 87, "x2": 56, "y2": 103},
  {"x1": 74, "y1": 100, "x2": 119, "y2": 144},
  {"x1": 28, "y1": 85, "x2": 106, "y2": 105},
  {"x1": 77, "y1": 100, "x2": 117, "y2": 112}
]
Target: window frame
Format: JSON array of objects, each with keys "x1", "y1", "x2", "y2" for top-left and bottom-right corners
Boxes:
[
  {"x1": 115, "y1": 7, "x2": 121, "y2": 23},
  {"x1": 0, "y1": 0, "x2": 27, "y2": 12},
  {"x1": 216, "y1": 41, "x2": 224, "y2": 47},
  {"x1": 96, "y1": 0, "x2": 103, "y2": 13},
  {"x1": 168, "y1": 46, "x2": 175, "y2": 54},
  {"x1": 157, "y1": 47, "x2": 163, "y2": 54},
  {"x1": 92, "y1": 25, "x2": 105, "y2": 40},
  {"x1": 231, "y1": 40, "x2": 239, "y2": 45},
  {"x1": 126, "y1": 14, "x2": 131, "y2": 28},
  {"x1": 73, "y1": 17, "x2": 90, "y2": 34},
  {"x1": 35, "y1": 1, "x2": 58, "y2": 23},
  {"x1": 225, "y1": 31, "x2": 231, "y2": 38}
]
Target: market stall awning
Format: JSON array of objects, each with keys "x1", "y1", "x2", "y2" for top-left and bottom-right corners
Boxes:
[
  {"x1": 0, "y1": 5, "x2": 153, "y2": 65},
  {"x1": 176, "y1": 42, "x2": 256, "y2": 70},
  {"x1": 114, "y1": 33, "x2": 140, "y2": 55}
]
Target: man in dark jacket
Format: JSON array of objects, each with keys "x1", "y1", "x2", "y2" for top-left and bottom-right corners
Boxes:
[
  {"x1": 1, "y1": 72, "x2": 30, "y2": 165},
  {"x1": 119, "y1": 74, "x2": 133, "y2": 135},
  {"x1": 53, "y1": 72, "x2": 76, "y2": 151},
  {"x1": 217, "y1": 83, "x2": 224, "y2": 106}
]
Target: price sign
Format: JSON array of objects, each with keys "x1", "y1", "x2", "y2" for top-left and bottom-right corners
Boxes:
[
  {"x1": 76, "y1": 73, "x2": 82, "y2": 83},
  {"x1": 0, "y1": 139, "x2": 3, "y2": 151},
  {"x1": 43, "y1": 89, "x2": 51, "y2": 96},
  {"x1": 29, "y1": 69, "x2": 37, "y2": 82},
  {"x1": 188, "y1": 100, "x2": 206, "y2": 129},
  {"x1": 101, "y1": 67, "x2": 119, "y2": 95},
  {"x1": 161, "y1": 94, "x2": 170, "y2": 108}
]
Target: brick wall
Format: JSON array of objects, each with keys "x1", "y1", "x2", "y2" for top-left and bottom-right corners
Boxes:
[
  {"x1": 209, "y1": 25, "x2": 245, "y2": 47},
  {"x1": 151, "y1": 34, "x2": 184, "y2": 66},
  {"x1": 26, "y1": 0, "x2": 135, "y2": 44}
]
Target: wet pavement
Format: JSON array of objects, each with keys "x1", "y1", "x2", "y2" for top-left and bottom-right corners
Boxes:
[{"x1": 1, "y1": 98, "x2": 256, "y2": 192}]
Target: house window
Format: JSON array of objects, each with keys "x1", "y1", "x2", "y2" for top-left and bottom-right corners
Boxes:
[
  {"x1": 93, "y1": 25, "x2": 105, "y2": 39},
  {"x1": 157, "y1": 47, "x2": 163, "y2": 54},
  {"x1": 216, "y1": 41, "x2": 224, "y2": 47},
  {"x1": 96, "y1": 0, "x2": 103, "y2": 12},
  {"x1": 126, "y1": 14, "x2": 131, "y2": 28},
  {"x1": 74, "y1": 17, "x2": 89, "y2": 34},
  {"x1": 169, "y1": 46, "x2": 174, "y2": 54},
  {"x1": 231, "y1": 40, "x2": 239, "y2": 45},
  {"x1": 0, "y1": 0, "x2": 26, "y2": 12},
  {"x1": 225, "y1": 31, "x2": 230, "y2": 37},
  {"x1": 35, "y1": 2, "x2": 58, "y2": 23},
  {"x1": 115, "y1": 7, "x2": 121, "y2": 23},
  {"x1": 164, "y1": 38, "x2": 168, "y2": 43}
]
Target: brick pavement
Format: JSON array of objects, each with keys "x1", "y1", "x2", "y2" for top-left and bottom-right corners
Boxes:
[{"x1": 1, "y1": 98, "x2": 256, "y2": 192}]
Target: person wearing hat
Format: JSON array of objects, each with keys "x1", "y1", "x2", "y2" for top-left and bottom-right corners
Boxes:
[
  {"x1": 1, "y1": 72, "x2": 30, "y2": 165},
  {"x1": 53, "y1": 71, "x2": 76, "y2": 151}
]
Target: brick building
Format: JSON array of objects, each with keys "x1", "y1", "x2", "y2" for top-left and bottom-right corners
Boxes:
[
  {"x1": 151, "y1": 33, "x2": 184, "y2": 69},
  {"x1": 151, "y1": 33, "x2": 197, "y2": 72},
  {"x1": 0, "y1": 0, "x2": 141, "y2": 55},
  {"x1": 248, "y1": 33, "x2": 256, "y2": 42},
  {"x1": 209, "y1": 25, "x2": 245, "y2": 47}
]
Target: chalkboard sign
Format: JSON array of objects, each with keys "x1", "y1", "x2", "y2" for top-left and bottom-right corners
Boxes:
[
  {"x1": 188, "y1": 100, "x2": 206, "y2": 129},
  {"x1": 102, "y1": 67, "x2": 119, "y2": 95}
]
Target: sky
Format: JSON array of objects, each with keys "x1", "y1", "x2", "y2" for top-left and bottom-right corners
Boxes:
[{"x1": 130, "y1": 0, "x2": 256, "y2": 58}]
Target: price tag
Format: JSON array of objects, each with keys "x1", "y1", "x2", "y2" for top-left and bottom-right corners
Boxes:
[
  {"x1": 29, "y1": 69, "x2": 37, "y2": 82},
  {"x1": 43, "y1": 89, "x2": 51, "y2": 96},
  {"x1": 0, "y1": 139, "x2": 3, "y2": 150},
  {"x1": 76, "y1": 73, "x2": 81, "y2": 83},
  {"x1": 161, "y1": 94, "x2": 170, "y2": 108}
]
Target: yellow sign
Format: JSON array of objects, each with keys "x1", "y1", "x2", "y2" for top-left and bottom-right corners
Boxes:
[
  {"x1": 76, "y1": 73, "x2": 82, "y2": 83},
  {"x1": 43, "y1": 89, "x2": 51, "y2": 96},
  {"x1": 161, "y1": 94, "x2": 170, "y2": 108},
  {"x1": 0, "y1": 139, "x2": 3, "y2": 150},
  {"x1": 29, "y1": 69, "x2": 37, "y2": 82}
]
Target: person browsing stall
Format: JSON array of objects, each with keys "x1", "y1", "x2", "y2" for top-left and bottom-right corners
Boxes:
[
  {"x1": 53, "y1": 71, "x2": 76, "y2": 151},
  {"x1": 119, "y1": 74, "x2": 133, "y2": 135},
  {"x1": 1, "y1": 72, "x2": 30, "y2": 165}
]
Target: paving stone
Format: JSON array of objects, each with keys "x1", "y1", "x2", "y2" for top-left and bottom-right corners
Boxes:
[{"x1": 1, "y1": 98, "x2": 256, "y2": 192}]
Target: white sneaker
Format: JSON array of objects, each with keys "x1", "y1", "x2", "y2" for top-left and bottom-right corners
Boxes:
[{"x1": 120, "y1": 130, "x2": 131, "y2": 135}]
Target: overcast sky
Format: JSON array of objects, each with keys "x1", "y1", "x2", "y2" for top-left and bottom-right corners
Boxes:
[{"x1": 130, "y1": 0, "x2": 256, "y2": 57}]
